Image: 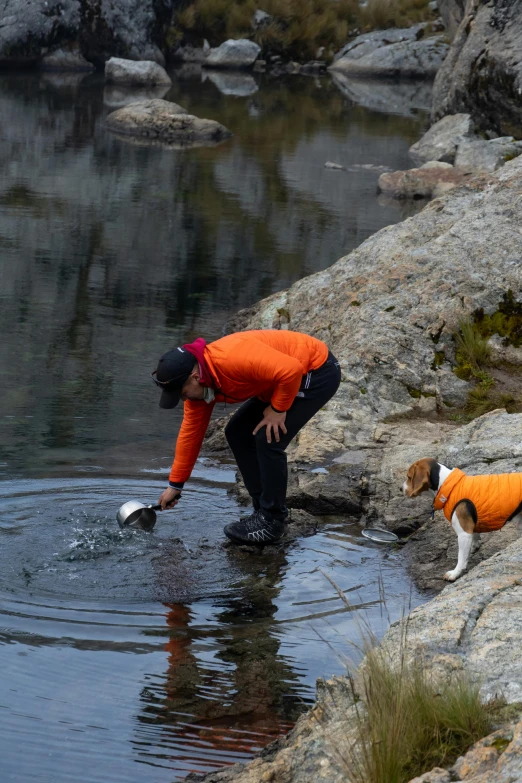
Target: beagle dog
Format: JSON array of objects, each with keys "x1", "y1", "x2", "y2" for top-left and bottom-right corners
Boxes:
[{"x1": 403, "y1": 458, "x2": 522, "y2": 582}]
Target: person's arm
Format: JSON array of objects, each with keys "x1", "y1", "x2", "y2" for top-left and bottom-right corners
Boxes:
[{"x1": 158, "y1": 399, "x2": 215, "y2": 509}]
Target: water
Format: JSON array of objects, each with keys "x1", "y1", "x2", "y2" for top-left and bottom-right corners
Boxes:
[{"x1": 0, "y1": 67, "x2": 429, "y2": 780}]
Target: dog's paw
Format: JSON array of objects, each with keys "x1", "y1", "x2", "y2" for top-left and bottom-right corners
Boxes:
[{"x1": 443, "y1": 570, "x2": 459, "y2": 582}]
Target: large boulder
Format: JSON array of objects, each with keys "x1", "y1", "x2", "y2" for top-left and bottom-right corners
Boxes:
[
  {"x1": 377, "y1": 161, "x2": 471, "y2": 199},
  {"x1": 409, "y1": 113, "x2": 475, "y2": 164},
  {"x1": 40, "y1": 43, "x2": 94, "y2": 72},
  {"x1": 432, "y1": 0, "x2": 522, "y2": 137},
  {"x1": 333, "y1": 24, "x2": 427, "y2": 62},
  {"x1": 0, "y1": 0, "x2": 173, "y2": 67},
  {"x1": 105, "y1": 99, "x2": 232, "y2": 147},
  {"x1": 105, "y1": 57, "x2": 171, "y2": 86},
  {"x1": 330, "y1": 34, "x2": 449, "y2": 79},
  {"x1": 455, "y1": 136, "x2": 522, "y2": 173},
  {"x1": 204, "y1": 39, "x2": 261, "y2": 70}
]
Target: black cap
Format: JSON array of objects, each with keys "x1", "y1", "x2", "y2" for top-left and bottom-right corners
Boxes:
[{"x1": 154, "y1": 347, "x2": 197, "y2": 409}]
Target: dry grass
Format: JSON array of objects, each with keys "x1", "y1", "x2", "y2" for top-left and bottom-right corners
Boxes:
[
  {"x1": 359, "y1": 0, "x2": 431, "y2": 30},
  {"x1": 174, "y1": 0, "x2": 432, "y2": 61},
  {"x1": 345, "y1": 629, "x2": 499, "y2": 783}
]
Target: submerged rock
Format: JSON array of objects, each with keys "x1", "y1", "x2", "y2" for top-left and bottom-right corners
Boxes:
[
  {"x1": 432, "y1": 0, "x2": 522, "y2": 136},
  {"x1": 204, "y1": 39, "x2": 261, "y2": 70},
  {"x1": 409, "y1": 113, "x2": 475, "y2": 165},
  {"x1": 105, "y1": 57, "x2": 171, "y2": 86},
  {"x1": 330, "y1": 32, "x2": 449, "y2": 78},
  {"x1": 105, "y1": 99, "x2": 232, "y2": 147},
  {"x1": 378, "y1": 161, "x2": 471, "y2": 199}
]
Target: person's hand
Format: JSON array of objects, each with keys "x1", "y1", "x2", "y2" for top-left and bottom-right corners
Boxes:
[
  {"x1": 253, "y1": 406, "x2": 287, "y2": 443},
  {"x1": 158, "y1": 487, "x2": 182, "y2": 510}
]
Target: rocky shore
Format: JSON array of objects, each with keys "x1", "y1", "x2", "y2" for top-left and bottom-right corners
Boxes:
[{"x1": 195, "y1": 146, "x2": 522, "y2": 779}]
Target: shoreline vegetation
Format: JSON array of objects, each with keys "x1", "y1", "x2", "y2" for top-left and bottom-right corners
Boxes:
[{"x1": 170, "y1": 0, "x2": 437, "y2": 63}]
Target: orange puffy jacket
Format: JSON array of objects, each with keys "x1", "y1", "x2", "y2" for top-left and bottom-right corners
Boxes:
[
  {"x1": 169, "y1": 330, "x2": 329, "y2": 485},
  {"x1": 433, "y1": 468, "x2": 522, "y2": 533}
]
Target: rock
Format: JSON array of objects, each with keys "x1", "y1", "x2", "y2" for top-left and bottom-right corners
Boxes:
[
  {"x1": 204, "y1": 39, "x2": 261, "y2": 70},
  {"x1": 333, "y1": 25, "x2": 427, "y2": 62},
  {"x1": 324, "y1": 161, "x2": 345, "y2": 170},
  {"x1": 436, "y1": 0, "x2": 466, "y2": 40},
  {"x1": 105, "y1": 99, "x2": 232, "y2": 147},
  {"x1": 205, "y1": 71, "x2": 258, "y2": 97},
  {"x1": 377, "y1": 162, "x2": 471, "y2": 199},
  {"x1": 0, "y1": 0, "x2": 80, "y2": 65},
  {"x1": 455, "y1": 137, "x2": 522, "y2": 174},
  {"x1": 0, "y1": 0, "x2": 171, "y2": 67},
  {"x1": 331, "y1": 72, "x2": 433, "y2": 118},
  {"x1": 40, "y1": 44, "x2": 94, "y2": 72},
  {"x1": 251, "y1": 9, "x2": 272, "y2": 30},
  {"x1": 409, "y1": 113, "x2": 475, "y2": 165},
  {"x1": 432, "y1": 1, "x2": 522, "y2": 136},
  {"x1": 408, "y1": 769, "x2": 452, "y2": 783},
  {"x1": 104, "y1": 57, "x2": 171, "y2": 86},
  {"x1": 330, "y1": 33, "x2": 449, "y2": 78}
]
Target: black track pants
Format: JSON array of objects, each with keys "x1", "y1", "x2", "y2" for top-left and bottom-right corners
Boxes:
[{"x1": 224, "y1": 352, "x2": 341, "y2": 522}]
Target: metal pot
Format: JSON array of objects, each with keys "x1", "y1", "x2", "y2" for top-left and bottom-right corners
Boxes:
[{"x1": 116, "y1": 500, "x2": 162, "y2": 531}]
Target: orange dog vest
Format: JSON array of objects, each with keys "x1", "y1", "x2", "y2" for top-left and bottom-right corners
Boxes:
[{"x1": 433, "y1": 468, "x2": 522, "y2": 533}]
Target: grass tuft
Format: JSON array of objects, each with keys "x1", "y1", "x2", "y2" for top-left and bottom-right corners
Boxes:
[
  {"x1": 345, "y1": 632, "x2": 500, "y2": 783},
  {"x1": 454, "y1": 320, "x2": 491, "y2": 379},
  {"x1": 358, "y1": 0, "x2": 430, "y2": 30}
]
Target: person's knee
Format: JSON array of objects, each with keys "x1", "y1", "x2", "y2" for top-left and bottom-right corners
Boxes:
[{"x1": 254, "y1": 427, "x2": 285, "y2": 453}]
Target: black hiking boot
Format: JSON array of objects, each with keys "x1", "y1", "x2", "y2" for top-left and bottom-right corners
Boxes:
[{"x1": 224, "y1": 510, "x2": 285, "y2": 546}]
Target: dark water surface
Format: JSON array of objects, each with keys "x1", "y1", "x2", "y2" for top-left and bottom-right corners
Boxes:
[{"x1": 0, "y1": 68, "x2": 428, "y2": 780}]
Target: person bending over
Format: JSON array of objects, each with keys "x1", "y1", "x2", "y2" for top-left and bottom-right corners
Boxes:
[{"x1": 152, "y1": 330, "x2": 341, "y2": 545}]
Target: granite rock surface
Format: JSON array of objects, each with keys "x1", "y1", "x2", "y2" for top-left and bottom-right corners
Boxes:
[{"x1": 432, "y1": 0, "x2": 522, "y2": 136}]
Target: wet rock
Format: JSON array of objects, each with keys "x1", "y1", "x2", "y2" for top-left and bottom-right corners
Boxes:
[
  {"x1": 331, "y1": 72, "x2": 433, "y2": 118},
  {"x1": 300, "y1": 61, "x2": 326, "y2": 74},
  {"x1": 455, "y1": 137, "x2": 522, "y2": 174},
  {"x1": 378, "y1": 161, "x2": 471, "y2": 199},
  {"x1": 252, "y1": 9, "x2": 272, "y2": 31},
  {"x1": 330, "y1": 33, "x2": 449, "y2": 79},
  {"x1": 204, "y1": 39, "x2": 261, "y2": 70},
  {"x1": 40, "y1": 44, "x2": 94, "y2": 72},
  {"x1": 409, "y1": 113, "x2": 475, "y2": 165},
  {"x1": 105, "y1": 99, "x2": 232, "y2": 147},
  {"x1": 206, "y1": 71, "x2": 258, "y2": 97},
  {"x1": 432, "y1": 0, "x2": 522, "y2": 136},
  {"x1": 105, "y1": 57, "x2": 171, "y2": 86},
  {"x1": 324, "y1": 161, "x2": 345, "y2": 170},
  {"x1": 333, "y1": 25, "x2": 427, "y2": 62}
]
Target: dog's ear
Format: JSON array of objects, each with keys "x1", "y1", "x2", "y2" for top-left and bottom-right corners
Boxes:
[{"x1": 406, "y1": 459, "x2": 432, "y2": 497}]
